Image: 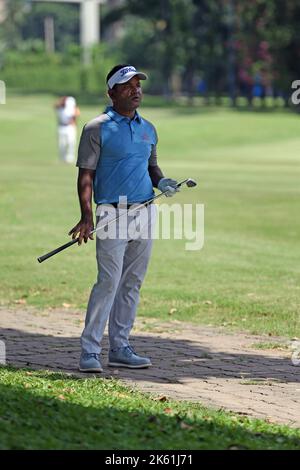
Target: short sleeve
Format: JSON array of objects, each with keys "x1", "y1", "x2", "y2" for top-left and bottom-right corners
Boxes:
[{"x1": 76, "y1": 114, "x2": 109, "y2": 170}]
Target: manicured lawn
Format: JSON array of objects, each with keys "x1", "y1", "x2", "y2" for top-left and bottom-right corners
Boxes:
[
  {"x1": 0, "y1": 93, "x2": 300, "y2": 338},
  {"x1": 1, "y1": 94, "x2": 300, "y2": 450},
  {"x1": 0, "y1": 367, "x2": 299, "y2": 450}
]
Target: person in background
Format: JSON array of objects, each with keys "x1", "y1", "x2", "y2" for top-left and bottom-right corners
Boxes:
[{"x1": 55, "y1": 96, "x2": 80, "y2": 164}]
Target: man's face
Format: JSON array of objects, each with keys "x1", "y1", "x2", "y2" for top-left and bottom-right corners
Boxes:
[{"x1": 109, "y1": 76, "x2": 142, "y2": 111}]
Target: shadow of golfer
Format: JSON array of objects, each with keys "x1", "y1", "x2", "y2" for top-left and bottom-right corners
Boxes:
[{"x1": 0, "y1": 326, "x2": 298, "y2": 386}]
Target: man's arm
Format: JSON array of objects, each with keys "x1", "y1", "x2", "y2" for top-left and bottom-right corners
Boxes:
[
  {"x1": 148, "y1": 143, "x2": 179, "y2": 196},
  {"x1": 148, "y1": 144, "x2": 164, "y2": 188},
  {"x1": 68, "y1": 168, "x2": 95, "y2": 244},
  {"x1": 69, "y1": 116, "x2": 103, "y2": 244},
  {"x1": 148, "y1": 163, "x2": 164, "y2": 188}
]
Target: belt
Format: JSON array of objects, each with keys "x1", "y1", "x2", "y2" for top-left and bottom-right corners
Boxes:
[{"x1": 108, "y1": 200, "x2": 153, "y2": 209}]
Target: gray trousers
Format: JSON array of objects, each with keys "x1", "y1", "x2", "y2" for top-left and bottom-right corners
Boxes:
[{"x1": 80, "y1": 204, "x2": 156, "y2": 354}]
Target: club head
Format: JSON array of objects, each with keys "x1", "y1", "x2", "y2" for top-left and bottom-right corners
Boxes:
[{"x1": 185, "y1": 178, "x2": 197, "y2": 188}]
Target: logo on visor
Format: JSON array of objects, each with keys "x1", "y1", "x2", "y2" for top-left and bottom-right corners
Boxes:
[{"x1": 120, "y1": 67, "x2": 136, "y2": 77}]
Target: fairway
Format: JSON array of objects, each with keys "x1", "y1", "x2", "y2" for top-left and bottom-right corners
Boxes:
[{"x1": 1, "y1": 94, "x2": 300, "y2": 337}]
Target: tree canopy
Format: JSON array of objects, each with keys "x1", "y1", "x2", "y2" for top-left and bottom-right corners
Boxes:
[{"x1": 1, "y1": 0, "x2": 299, "y2": 101}]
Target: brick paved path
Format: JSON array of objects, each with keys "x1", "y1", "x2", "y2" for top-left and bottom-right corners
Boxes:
[{"x1": 1, "y1": 307, "x2": 299, "y2": 427}]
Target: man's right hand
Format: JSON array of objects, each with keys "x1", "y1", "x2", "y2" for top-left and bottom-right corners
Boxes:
[{"x1": 68, "y1": 216, "x2": 94, "y2": 245}]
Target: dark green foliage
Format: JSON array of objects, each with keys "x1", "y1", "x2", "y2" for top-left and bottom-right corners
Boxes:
[
  {"x1": 0, "y1": 43, "x2": 117, "y2": 95},
  {"x1": 1, "y1": 1, "x2": 300, "y2": 100}
]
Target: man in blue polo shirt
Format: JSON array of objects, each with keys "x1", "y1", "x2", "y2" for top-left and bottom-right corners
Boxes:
[{"x1": 69, "y1": 64, "x2": 179, "y2": 372}]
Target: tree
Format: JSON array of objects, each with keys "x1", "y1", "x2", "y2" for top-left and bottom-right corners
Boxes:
[
  {"x1": 107, "y1": 0, "x2": 220, "y2": 97},
  {"x1": 0, "y1": 0, "x2": 28, "y2": 49},
  {"x1": 21, "y1": 2, "x2": 80, "y2": 52},
  {"x1": 107, "y1": 0, "x2": 231, "y2": 99},
  {"x1": 234, "y1": 0, "x2": 300, "y2": 104}
]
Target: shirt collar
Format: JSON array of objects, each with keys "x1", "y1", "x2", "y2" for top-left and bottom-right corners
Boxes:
[{"x1": 105, "y1": 106, "x2": 141, "y2": 124}]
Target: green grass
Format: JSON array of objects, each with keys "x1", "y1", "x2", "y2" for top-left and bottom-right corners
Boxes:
[
  {"x1": 1, "y1": 94, "x2": 300, "y2": 449},
  {"x1": 250, "y1": 342, "x2": 290, "y2": 350},
  {"x1": 0, "y1": 366, "x2": 299, "y2": 450},
  {"x1": 0, "y1": 93, "x2": 300, "y2": 338}
]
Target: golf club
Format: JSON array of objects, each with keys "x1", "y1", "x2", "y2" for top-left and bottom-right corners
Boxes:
[{"x1": 37, "y1": 178, "x2": 197, "y2": 263}]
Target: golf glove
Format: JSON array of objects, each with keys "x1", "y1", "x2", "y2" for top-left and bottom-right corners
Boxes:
[{"x1": 158, "y1": 178, "x2": 180, "y2": 197}]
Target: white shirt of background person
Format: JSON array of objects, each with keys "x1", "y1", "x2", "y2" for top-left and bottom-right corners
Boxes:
[{"x1": 56, "y1": 96, "x2": 79, "y2": 164}]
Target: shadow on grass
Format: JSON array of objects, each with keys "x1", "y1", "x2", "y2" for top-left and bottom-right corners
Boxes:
[
  {"x1": 0, "y1": 327, "x2": 298, "y2": 384},
  {"x1": 0, "y1": 367, "x2": 299, "y2": 450}
]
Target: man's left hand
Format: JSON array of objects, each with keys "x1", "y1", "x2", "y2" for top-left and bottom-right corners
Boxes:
[{"x1": 158, "y1": 178, "x2": 180, "y2": 197}]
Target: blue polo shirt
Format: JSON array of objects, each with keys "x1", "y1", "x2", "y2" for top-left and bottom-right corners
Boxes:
[{"x1": 77, "y1": 106, "x2": 157, "y2": 205}]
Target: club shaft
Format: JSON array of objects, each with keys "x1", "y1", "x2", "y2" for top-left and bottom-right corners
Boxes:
[
  {"x1": 90, "y1": 178, "x2": 189, "y2": 236},
  {"x1": 37, "y1": 178, "x2": 191, "y2": 263}
]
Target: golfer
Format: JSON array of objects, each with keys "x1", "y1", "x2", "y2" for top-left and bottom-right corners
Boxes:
[
  {"x1": 69, "y1": 64, "x2": 178, "y2": 372},
  {"x1": 55, "y1": 96, "x2": 80, "y2": 164}
]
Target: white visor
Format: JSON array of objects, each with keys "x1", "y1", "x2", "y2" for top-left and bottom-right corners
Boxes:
[{"x1": 107, "y1": 66, "x2": 147, "y2": 89}]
